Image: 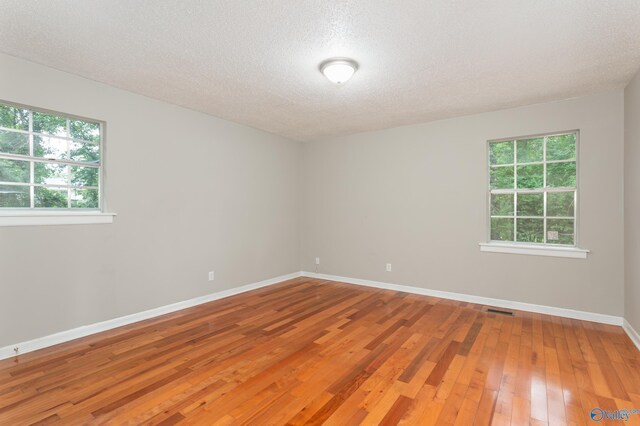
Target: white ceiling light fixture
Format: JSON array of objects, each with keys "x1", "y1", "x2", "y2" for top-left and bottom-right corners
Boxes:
[{"x1": 320, "y1": 58, "x2": 358, "y2": 84}]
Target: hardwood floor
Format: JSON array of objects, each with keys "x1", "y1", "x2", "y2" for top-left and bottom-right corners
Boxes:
[{"x1": 1, "y1": 277, "x2": 639, "y2": 425}]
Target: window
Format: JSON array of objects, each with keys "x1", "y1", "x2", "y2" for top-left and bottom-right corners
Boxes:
[
  {"x1": 488, "y1": 131, "x2": 577, "y2": 246},
  {"x1": 0, "y1": 101, "x2": 103, "y2": 211}
]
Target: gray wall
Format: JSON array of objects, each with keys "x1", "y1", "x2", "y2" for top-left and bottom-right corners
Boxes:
[
  {"x1": 301, "y1": 91, "x2": 625, "y2": 316},
  {"x1": 0, "y1": 52, "x2": 633, "y2": 348},
  {"x1": 625, "y1": 70, "x2": 640, "y2": 331},
  {"x1": 0, "y1": 54, "x2": 301, "y2": 347}
]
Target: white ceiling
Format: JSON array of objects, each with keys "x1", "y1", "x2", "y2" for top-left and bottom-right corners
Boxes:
[{"x1": 1, "y1": 1, "x2": 639, "y2": 141}]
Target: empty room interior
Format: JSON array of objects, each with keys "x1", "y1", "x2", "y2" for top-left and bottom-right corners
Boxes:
[{"x1": 1, "y1": 1, "x2": 640, "y2": 425}]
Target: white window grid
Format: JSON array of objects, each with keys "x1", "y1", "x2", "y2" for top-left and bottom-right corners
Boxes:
[
  {"x1": 487, "y1": 131, "x2": 579, "y2": 246},
  {"x1": 0, "y1": 102, "x2": 104, "y2": 210}
]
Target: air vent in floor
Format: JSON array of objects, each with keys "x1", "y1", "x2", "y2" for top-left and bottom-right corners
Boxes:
[{"x1": 486, "y1": 308, "x2": 514, "y2": 316}]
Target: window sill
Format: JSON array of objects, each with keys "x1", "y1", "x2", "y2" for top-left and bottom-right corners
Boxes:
[
  {"x1": 0, "y1": 212, "x2": 116, "y2": 227},
  {"x1": 479, "y1": 242, "x2": 589, "y2": 259}
]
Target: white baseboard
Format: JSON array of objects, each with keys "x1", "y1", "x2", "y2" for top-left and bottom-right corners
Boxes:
[
  {"x1": 0, "y1": 271, "x2": 303, "y2": 361},
  {"x1": 2, "y1": 270, "x2": 634, "y2": 362},
  {"x1": 623, "y1": 319, "x2": 640, "y2": 351},
  {"x1": 301, "y1": 272, "x2": 624, "y2": 326}
]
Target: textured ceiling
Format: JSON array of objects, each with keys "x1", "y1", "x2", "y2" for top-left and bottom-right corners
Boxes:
[{"x1": 1, "y1": 1, "x2": 639, "y2": 141}]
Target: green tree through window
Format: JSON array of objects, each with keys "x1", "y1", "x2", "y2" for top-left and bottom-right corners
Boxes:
[
  {"x1": 488, "y1": 132, "x2": 577, "y2": 245},
  {"x1": 0, "y1": 102, "x2": 102, "y2": 209}
]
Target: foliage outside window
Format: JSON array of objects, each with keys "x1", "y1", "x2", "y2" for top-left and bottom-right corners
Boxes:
[
  {"x1": 0, "y1": 102, "x2": 102, "y2": 210},
  {"x1": 489, "y1": 131, "x2": 577, "y2": 245}
]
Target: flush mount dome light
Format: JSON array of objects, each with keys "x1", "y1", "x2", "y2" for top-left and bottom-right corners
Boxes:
[{"x1": 320, "y1": 58, "x2": 358, "y2": 84}]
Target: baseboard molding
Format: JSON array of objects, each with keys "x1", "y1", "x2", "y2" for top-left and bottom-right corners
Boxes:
[
  {"x1": 623, "y1": 319, "x2": 640, "y2": 351},
  {"x1": 302, "y1": 272, "x2": 624, "y2": 326},
  {"x1": 0, "y1": 271, "x2": 303, "y2": 361},
  {"x1": 2, "y1": 270, "x2": 632, "y2": 361}
]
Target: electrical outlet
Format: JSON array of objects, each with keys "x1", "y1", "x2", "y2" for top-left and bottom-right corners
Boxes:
[
  {"x1": 386, "y1": 263, "x2": 392, "y2": 272},
  {"x1": 208, "y1": 271, "x2": 215, "y2": 281},
  {"x1": 315, "y1": 257, "x2": 320, "y2": 265}
]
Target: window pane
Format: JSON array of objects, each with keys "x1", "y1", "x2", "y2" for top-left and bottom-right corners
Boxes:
[
  {"x1": 0, "y1": 129, "x2": 29, "y2": 155},
  {"x1": 491, "y1": 218, "x2": 514, "y2": 241},
  {"x1": 34, "y1": 186, "x2": 68, "y2": 208},
  {"x1": 33, "y1": 111, "x2": 67, "y2": 136},
  {"x1": 547, "y1": 219, "x2": 574, "y2": 245},
  {"x1": 0, "y1": 184, "x2": 29, "y2": 207},
  {"x1": 70, "y1": 120, "x2": 100, "y2": 143},
  {"x1": 70, "y1": 141, "x2": 100, "y2": 164},
  {"x1": 547, "y1": 162, "x2": 576, "y2": 188},
  {"x1": 546, "y1": 134, "x2": 576, "y2": 161},
  {"x1": 71, "y1": 188, "x2": 99, "y2": 208},
  {"x1": 35, "y1": 162, "x2": 68, "y2": 186},
  {"x1": 490, "y1": 166, "x2": 514, "y2": 189},
  {"x1": 0, "y1": 105, "x2": 29, "y2": 130},
  {"x1": 34, "y1": 135, "x2": 67, "y2": 160},
  {"x1": 489, "y1": 141, "x2": 514, "y2": 165},
  {"x1": 0, "y1": 158, "x2": 30, "y2": 183},
  {"x1": 0, "y1": 105, "x2": 103, "y2": 211},
  {"x1": 547, "y1": 191, "x2": 575, "y2": 217},
  {"x1": 516, "y1": 164, "x2": 543, "y2": 189},
  {"x1": 516, "y1": 138, "x2": 543, "y2": 163},
  {"x1": 71, "y1": 165, "x2": 98, "y2": 187},
  {"x1": 517, "y1": 193, "x2": 543, "y2": 217},
  {"x1": 516, "y1": 218, "x2": 544, "y2": 243},
  {"x1": 491, "y1": 194, "x2": 513, "y2": 216}
]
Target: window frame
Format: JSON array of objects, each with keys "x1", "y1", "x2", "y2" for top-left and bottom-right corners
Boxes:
[
  {"x1": 0, "y1": 99, "x2": 114, "y2": 226},
  {"x1": 485, "y1": 129, "x2": 581, "y2": 248}
]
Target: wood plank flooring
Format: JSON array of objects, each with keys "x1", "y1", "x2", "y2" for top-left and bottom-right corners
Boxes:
[{"x1": 1, "y1": 277, "x2": 639, "y2": 425}]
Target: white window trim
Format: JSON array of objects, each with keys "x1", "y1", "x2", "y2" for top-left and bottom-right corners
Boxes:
[
  {"x1": 479, "y1": 242, "x2": 588, "y2": 259},
  {"x1": 0, "y1": 211, "x2": 115, "y2": 227},
  {"x1": 0, "y1": 100, "x2": 114, "y2": 223},
  {"x1": 482, "y1": 130, "x2": 589, "y2": 258}
]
